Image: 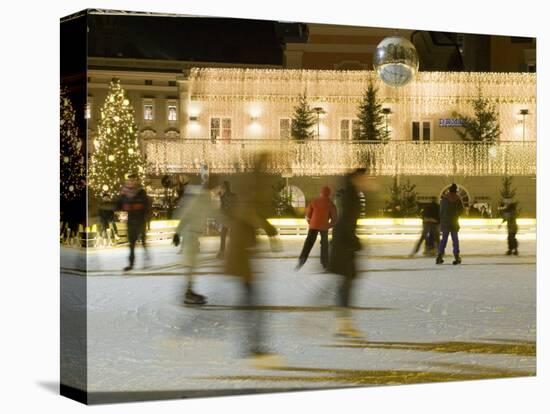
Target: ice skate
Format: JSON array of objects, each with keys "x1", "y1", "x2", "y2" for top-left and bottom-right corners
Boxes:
[
  {"x1": 123, "y1": 265, "x2": 133, "y2": 272},
  {"x1": 294, "y1": 258, "x2": 306, "y2": 271},
  {"x1": 452, "y1": 254, "x2": 462, "y2": 265},
  {"x1": 184, "y1": 289, "x2": 207, "y2": 305},
  {"x1": 513, "y1": 249, "x2": 519, "y2": 256},
  {"x1": 436, "y1": 254, "x2": 444, "y2": 264},
  {"x1": 506, "y1": 250, "x2": 512, "y2": 255},
  {"x1": 335, "y1": 317, "x2": 364, "y2": 339},
  {"x1": 246, "y1": 350, "x2": 284, "y2": 369}
]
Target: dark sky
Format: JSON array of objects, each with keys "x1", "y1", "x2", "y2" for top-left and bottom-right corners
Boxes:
[{"x1": 87, "y1": 14, "x2": 288, "y2": 65}]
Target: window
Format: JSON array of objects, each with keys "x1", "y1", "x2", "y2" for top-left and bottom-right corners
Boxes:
[
  {"x1": 144, "y1": 104, "x2": 154, "y2": 121},
  {"x1": 144, "y1": 79, "x2": 153, "y2": 85},
  {"x1": 210, "y1": 117, "x2": 232, "y2": 142},
  {"x1": 340, "y1": 119, "x2": 361, "y2": 140},
  {"x1": 167, "y1": 105, "x2": 177, "y2": 122},
  {"x1": 280, "y1": 118, "x2": 291, "y2": 139},
  {"x1": 412, "y1": 120, "x2": 431, "y2": 141}
]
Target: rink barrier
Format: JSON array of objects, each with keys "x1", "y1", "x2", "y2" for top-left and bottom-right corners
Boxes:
[{"x1": 80, "y1": 218, "x2": 536, "y2": 247}]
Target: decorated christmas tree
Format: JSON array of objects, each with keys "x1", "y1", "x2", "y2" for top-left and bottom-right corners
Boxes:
[
  {"x1": 452, "y1": 90, "x2": 501, "y2": 142},
  {"x1": 89, "y1": 79, "x2": 146, "y2": 197},
  {"x1": 60, "y1": 86, "x2": 85, "y2": 203},
  {"x1": 290, "y1": 93, "x2": 316, "y2": 140},
  {"x1": 356, "y1": 80, "x2": 389, "y2": 141},
  {"x1": 384, "y1": 177, "x2": 419, "y2": 217}
]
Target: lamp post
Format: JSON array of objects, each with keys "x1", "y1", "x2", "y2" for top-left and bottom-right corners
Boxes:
[
  {"x1": 382, "y1": 107, "x2": 392, "y2": 139},
  {"x1": 313, "y1": 107, "x2": 325, "y2": 140},
  {"x1": 519, "y1": 109, "x2": 529, "y2": 143}
]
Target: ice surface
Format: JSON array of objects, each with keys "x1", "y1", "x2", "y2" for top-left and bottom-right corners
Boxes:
[{"x1": 61, "y1": 232, "x2": 536, "y2": 398}]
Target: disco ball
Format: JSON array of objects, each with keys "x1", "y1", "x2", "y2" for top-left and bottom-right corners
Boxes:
[{"x1": 373, "y1": 36, "x2": 419, "y2": 87}]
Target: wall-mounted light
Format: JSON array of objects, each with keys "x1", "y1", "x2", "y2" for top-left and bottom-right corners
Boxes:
[
  {"x1": 382, "y1": 108, "x2": 392, "y2": 137},
  {"x1": 189, "y1": 115, "x2": 199, "y2": 122},
  {"x1": 313, "y1": 107, "x2": 326, "y2": 140},
  {"x1": 519, "y1": 109, "x2": 529, "y2": 142},
  {"x1": 250, "y1": 116, "x2": 259, "y2": 123}
]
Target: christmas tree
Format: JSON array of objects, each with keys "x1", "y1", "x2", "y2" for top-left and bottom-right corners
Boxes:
[
  {"x1": 89, "y1": 79, "x2": 146, "y2": 197},
  {"x1": 500, "y1": 176, "x2": 517, "y2": 204},
  {"x1": 356, "y1": 80, "x2": 389, "y2": 141},
  {"x1": 60, "y1": 86, "x2": 85, "y2": 203},
  {"x1": 290, "y1": 93, "x2": 316, "y2": 140},
  {"x1": 384, "y1": 177, "x2": 419, "y2": 217},
  {"x1": 452, "y1": 91, "x2": 501, "y2": 142}
]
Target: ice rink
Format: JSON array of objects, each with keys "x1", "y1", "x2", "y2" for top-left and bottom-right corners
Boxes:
[{"x1": 61, "y1": 232, "x2": 536, "y2": 403}]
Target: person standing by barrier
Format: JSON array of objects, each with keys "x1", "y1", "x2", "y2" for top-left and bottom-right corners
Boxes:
[
  {"x1": 117, "y1": 174, "x2": 149, "y2": 271},
  {"x1": 99, "y1": 192, "x2": 119, "y2": 242},
  {"x1": 500, "y1": 199, "x2": 519, "y2": 255},
  {"x1": 436, "y1": 183, "x2": 463, "y2": 265},
  {"x1": 296, "y1": 186, "x2": 337, "y2": 270}
]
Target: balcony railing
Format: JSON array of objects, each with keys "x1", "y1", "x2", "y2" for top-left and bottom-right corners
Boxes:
[{"x1": 144, "y1": 139, "x2": 536, "y2": 176}]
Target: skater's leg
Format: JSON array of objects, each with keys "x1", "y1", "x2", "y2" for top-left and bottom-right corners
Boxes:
[
  {"x1": 438, "y1": 230, "x2": 450, "y2": 255},
  {"x1": 126, "y1": 223, "x2": 138, "y2": 270},
  {"x1": 451, "y1": 231, "x2": 460, "y2": 256},
  {"x1": 297, "y1": 229, "x2": 319, "y2": 268},
  {"x1": 320, "y1": 230, "x2": 329, "y2": 268},
  {"x1": 218, "y1": 225, "x2": 228, "y2": 255}
]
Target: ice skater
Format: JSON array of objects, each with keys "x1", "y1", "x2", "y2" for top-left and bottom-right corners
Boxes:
[
  {"x1": 328, "y1": 169, "x2": 369, "y2": 338},
  {"x1": 117, "y1": 174, "x2": 149, "y2": 271},
  {"x1": 411, "y1": 196, "x2": 439, "y2": 256},
  {"x1": 172, "y1": 179, "x2": 214, "y2": 305},
  {"x1": 296, "y1": 186, "x2": 337, "y2": 270},
  {"x1": 216, "y1": 181, "x2": 238, "y2": 259},
  {"x1": 500, "y1": 199, "x2": 519, "y2": 255},
  {"x1": 436, "y1": 183, "x2": 463, "y2": 265},
  {"x1": 224, "y1": 153, "x2": 283, "y2": 366}
]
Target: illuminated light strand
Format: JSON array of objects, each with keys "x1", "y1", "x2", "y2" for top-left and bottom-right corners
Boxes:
[{"x1": 145, "y1": 140, "x2": 535, "y2": 177}]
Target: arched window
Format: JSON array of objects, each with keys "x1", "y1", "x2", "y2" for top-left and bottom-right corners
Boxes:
[
  {"x1": 280, "y1": 185, "x2": 306, "y2": 208},
  {"x1": 439, "y1": 184, "x2": 471, "y2": 210}
]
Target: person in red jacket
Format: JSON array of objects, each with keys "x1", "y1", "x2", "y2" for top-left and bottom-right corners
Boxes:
[{"x1": 296, "y1": 186, "x2": 337, "y2": 270}]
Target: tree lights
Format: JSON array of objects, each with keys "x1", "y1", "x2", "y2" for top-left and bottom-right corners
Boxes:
[{"x1": 89, "y1": 79, "x2": 146, "y2": 197}]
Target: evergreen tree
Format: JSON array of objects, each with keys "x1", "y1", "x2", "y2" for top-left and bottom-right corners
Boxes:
[
  {"x1": 384, "y1": 177, "x2": 419, "y2": 217},
  {"x1": 89, "y1": 79, "x2": 146, "y2": 197},
  {"x1": 500, "y1": 176, "x2": 517, "y2": 204},
  {"x1": 60, "y1": 86, "x2": 85, "y2": 203},
  {"x1": 452, "y1": 91, "x2": 501, "y2": 142},
  {"x1": 356, "y1": 80, "x2": 389, "y2": 141},
  {"x1": 290, "y1": 93, "x2": 316, "y2": 140}
]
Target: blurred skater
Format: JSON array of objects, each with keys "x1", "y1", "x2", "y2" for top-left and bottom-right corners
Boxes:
[
  {"x1": 436, "y1": 183, "x2": 463, "y2": 265},
  {"x1": 296, "y1": 186, "x2": 337, "y2": 270},
  {"x1": 117, "y1": 174, "x2": 149, "y2": 271},
  {"x1": 225, "y1": 154, "x2": 283, "y2": 365},
  {"x1": 216, "y1": 181, "x2": 238, "y2": 259},
  {"x1": 411, "y1": 197, "x2": 439, "y2": 256},
  {"x1": 172, "y1": 179, "x2": 215, "y2": 305},
  {"x1": 500, "y1": 199, "x2": 519, "y2": 255},
  {"x1": 328, "y1": 169, "x2": 369, "y2": 338}
]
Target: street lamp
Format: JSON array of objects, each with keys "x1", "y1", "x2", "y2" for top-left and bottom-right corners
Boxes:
[
  {"x1": 382, "y1": 107, "x2": 392, "y2": 138},
  {"x1": 519, "y1": 109, "x2": 529, "y2": 142},
  {"x1": 313, "y1": 107, "x2": 325, "y2": 140}
]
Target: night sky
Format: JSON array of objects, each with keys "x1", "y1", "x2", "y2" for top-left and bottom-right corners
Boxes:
[{"x1": 86, "y1": 14, "x2": 293, "y2": 66}]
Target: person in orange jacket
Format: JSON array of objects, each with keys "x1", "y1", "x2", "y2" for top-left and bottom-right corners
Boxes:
[{"x1": 296, "y1": 186, "x2": 337, "y2": 270}]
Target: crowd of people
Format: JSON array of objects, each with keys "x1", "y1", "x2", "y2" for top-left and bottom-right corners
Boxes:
[{"x1": 60, "y1": 166, "x2": 522, "y2": 364}]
